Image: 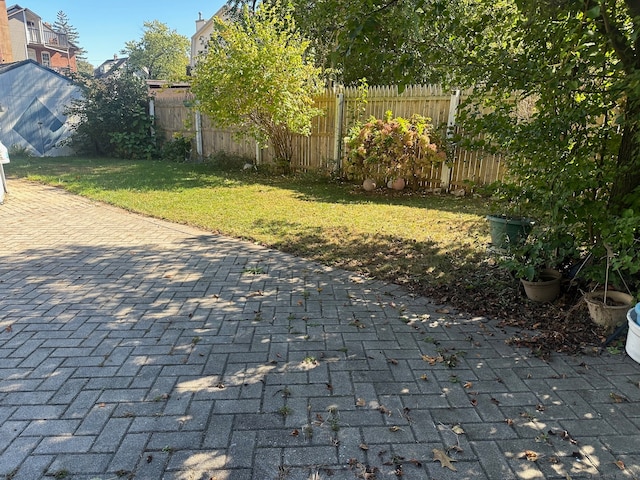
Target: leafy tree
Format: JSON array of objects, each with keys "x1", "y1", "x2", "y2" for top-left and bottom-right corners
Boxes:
[
  {"x1": 191, "y1": 3, "x2": 323, "y2": 166},
  {"x1": 66, "y1": 73, "x2": 156, "y2": 159},
  {"x1": 226, "y1": 0, "x2": 433, "y2": 86},
  {"x1": 425, "y1": 0, "x2": 640, "y2": 289},
  {"x1": 53, "y1": 11, "x2": 87, "y2": 61},
  {"x1": 121, "y1": 21, "x2": 189, "y2": 80},
  {"x1": 76, "y1": 59, "x2": 95, "y2": 77}
]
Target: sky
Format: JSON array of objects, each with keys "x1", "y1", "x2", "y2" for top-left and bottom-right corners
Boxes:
[{"x1": 15, "y1": 1, "x2": 227, "y2": 66}]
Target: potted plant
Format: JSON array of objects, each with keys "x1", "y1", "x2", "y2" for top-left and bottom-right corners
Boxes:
[
  {"x1": 584, "y1": 290, "x2": 635, "y2": 331},
  {"x1": 581, "y1": 243, "x2": 637, "y2": 331},
  {"x1": 500, "y1": 228, "x2": 575, "y2": 302},
  {"x1": 484, "y1": 182, "x2": 536, "y2": 249}
]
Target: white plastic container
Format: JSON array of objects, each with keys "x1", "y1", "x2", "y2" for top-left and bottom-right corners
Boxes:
[{"x1": 626, "y1": 308, "x2": 640, "y2": 364}]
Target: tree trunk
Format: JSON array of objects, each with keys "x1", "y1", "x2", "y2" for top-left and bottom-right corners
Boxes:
[{"x1": 609, "y1": 97, "x2": 640, "y2": 214}]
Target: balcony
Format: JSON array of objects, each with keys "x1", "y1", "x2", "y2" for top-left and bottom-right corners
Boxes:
[{"x1": 27, "y1": 27, "x2": 69, "y2": 48}]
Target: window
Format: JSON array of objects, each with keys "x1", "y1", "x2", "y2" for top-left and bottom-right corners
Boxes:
[{"x1": 41, "y1": 52, "x2": 50, "y2": 67}]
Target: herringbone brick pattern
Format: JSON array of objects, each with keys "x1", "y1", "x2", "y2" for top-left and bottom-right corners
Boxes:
[{"x1": 0, "y1": 180, "x2": 639, "y2": 480}]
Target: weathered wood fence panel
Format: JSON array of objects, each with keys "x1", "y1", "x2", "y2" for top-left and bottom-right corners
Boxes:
[{"x1": 152, "y1": 85, "x2": 506, "y2": 189}]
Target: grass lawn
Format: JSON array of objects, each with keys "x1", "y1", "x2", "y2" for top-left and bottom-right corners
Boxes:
[{"x1": 6, "y1": 156, "x2": 493, "y2": 292}]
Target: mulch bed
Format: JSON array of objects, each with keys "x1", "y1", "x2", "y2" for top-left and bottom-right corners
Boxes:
[{"x1": 414, "y1": 265, "x2": 617, "y2": 359}]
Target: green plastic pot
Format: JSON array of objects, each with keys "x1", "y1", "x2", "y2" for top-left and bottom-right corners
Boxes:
[{"x1": 486, "y1": 214, "x2": 534, "y2": 249}]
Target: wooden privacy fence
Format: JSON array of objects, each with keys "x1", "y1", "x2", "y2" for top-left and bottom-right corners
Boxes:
[{"x1": 151, "y1": 85, "x2": 507, "y2": 190}]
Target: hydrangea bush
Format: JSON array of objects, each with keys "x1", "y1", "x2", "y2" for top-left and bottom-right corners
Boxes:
[{"x1": 344, "y1": 110, "x2": 446, "y2": 188}]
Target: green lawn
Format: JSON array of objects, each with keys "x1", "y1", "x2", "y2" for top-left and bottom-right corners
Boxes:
[{"x1": 6, "y1": 157, "x2": 493, "y2": 291}]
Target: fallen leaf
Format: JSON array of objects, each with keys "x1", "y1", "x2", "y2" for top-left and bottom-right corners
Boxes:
[
  {"x1": 387, "y1": 357, "x2": 399, "y2": 365},
  {"x1": 420, "y1": 374, "x2": 428, "y2": 381},
  {"x1": 615, "y1": 459, "x2": 626, "y2": 470},
  {"x1": 436, "y1": 308, "x2": 450, "y2": 314},
  {"x1": 505, "y1": 418, "x2": 514, "y2": 426},
  {"x1": 536, "y1": 403, "x2": 545, "y2": 412},
  {"x1": 349, "y1": 319, "x2": 366, "y2": 329},
  {"x1": 5, "y1": 325, "x2": 12, "y2": 333},
  {"x1": 432, "y1": 448, "x2": 457, "y2": 471},
  {"x1": 407, "y1": 458, "x2": 422, "y2": 467},
  {"x1": 356, "y1": 398, "x2": 366, "y2": 407},
  {"x1": 463, "y1": 381, "x2": 473, "y2": 389},
  {"x1": 610, "y1": 392, "x2": 628, "y2": 403},
  {"x1": 523, "y1": 450, "x2": 539, "y2": 462},
  {"x1": 470, "y1": 398, "x2": 478, "y2": 406},
  {"x1": 389, "y1": 426, "x2": 401, "y2": 432},
  {"x1": 421, "y1": 354, "x2": 444, "y2": 365},
  {"x1": 550, "y1": 429, "x2": 577, "y2": 444},
  {"x1": 451, "y1": 425, "x2": 465, "y2": 435},
  {"x1": 490, "y1": 397, "x2": 501, "y2": 405},
  {"x1": 290, "y1": 429, "x2": 299, "y2": 437},
  {"x1": 378, "y1": 405, "x2": 392, "y2": 416},
  {"x1": 326, "y1": 383, "x2": 334, "y2": 393},
  {"x1": 359, "y1": 443, "x2": 369, "y2": 450}
]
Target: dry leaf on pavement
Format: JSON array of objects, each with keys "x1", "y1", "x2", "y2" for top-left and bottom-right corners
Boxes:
[{"x1": 432, "y1": 448, "x2": 457, "y2": 471}]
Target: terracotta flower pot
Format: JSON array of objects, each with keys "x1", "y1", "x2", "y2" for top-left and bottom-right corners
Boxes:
[
  {"x1": 520, "y1": 269, "x2": 562, "y2": 303},
  {"x1": 584, "y1": 290, "x2": 635, "y2": 331},
  {"x1": 363, "y1": 178, "x2": 376, "y2": 191},
  {"x1": 391, "y1": 178, "x2": 406, "y2": 190}
]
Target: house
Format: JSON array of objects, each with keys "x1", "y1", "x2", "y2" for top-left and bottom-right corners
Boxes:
[
  {"x1": 0, "y1": 1, "x2": 13, "y2": 63},
  {"x1": 189, "y1": 6, "x2": 230, "y2": 69},
  {"x1": 0, "y1": 59, "x2": 82, "y2": 156},
  {"x1": 94, "y1": 55, "x2": 129, "y2": 78},
  {"x1": 5, "y1": 3, "x2": 78, "y2": 74}
]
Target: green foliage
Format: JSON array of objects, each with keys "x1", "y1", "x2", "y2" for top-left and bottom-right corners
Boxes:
[
  {"x1": 344, "y1": 111, "x2": 445, "y2": 187},
  {"x1": 191, "y1": 2, "x2": 323, "y2": 165},
  {"x1": 76, "y1": 59, "x2": 95, "y2": 76},
  {"x1": 207, "y1": 152, "x2": 254, "y2": 171},
  {"x1": 231, "y1": 0, "x2": 437, "y2": 86},
  {"x1": 499, "y1": 226, "x2": 577, "y2": 282},
  {"x1": 160, "y1": 134, "x2": 193, "y2": 163},
  {"x1": 8, "y1": 144, "x2": 33, "y2": 158},
  {"x1": 420, "y1": 0, "x2": 640, "y2": 293},
  {"x1": 122, "y1": 20, "x2": 190, "y2": 80},
  {"x1": 66, "y1": 73, "x2": 156, "y2": 159}
]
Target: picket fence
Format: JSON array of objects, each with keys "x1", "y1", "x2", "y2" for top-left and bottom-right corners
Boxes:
[{"x1": 151, "y1": 84, "x2": 507, "y2": 190}]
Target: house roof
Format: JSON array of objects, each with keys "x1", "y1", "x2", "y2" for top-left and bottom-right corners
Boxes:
[
  {"x1": 6, "y1": 4, "x2": 37, "y2": 19},
  {"x1": 0, "y1": 59, "x2": 76, "y2": 83},
  {"x1": 94, "y1": 56, "x2": 129, "y2": 78},
  {"x1": 191, "y1": 5, "x2": 230, "y2": 41},
  {"x1": 7, "y1": 5, "x2": 79, "y2": 52}
]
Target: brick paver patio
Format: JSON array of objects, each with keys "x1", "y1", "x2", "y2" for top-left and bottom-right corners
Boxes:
[{"x1": 1, "y1": 179, "x2": 639, "y2": 480}]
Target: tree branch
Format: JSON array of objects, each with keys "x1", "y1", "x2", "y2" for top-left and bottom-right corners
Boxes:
[{"x1": 587, "y1": 0, "x2": 637, "y2": 71}]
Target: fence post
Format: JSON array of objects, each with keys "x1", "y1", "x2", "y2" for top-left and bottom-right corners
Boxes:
[
  {"x1": 441, "y1": 89, "x2": 461, "y2": 191},
  {"x1": 149, "y1": 97, "x2": 155, "y2": 139},
  {"x1": 255, "y1": 143, "x2": 262, "y2": 165},
  {"x1": 334, "y1": 92, "x2": 344, "y2": 171},
  {"x1": 195, "y1": 110, "x2": 203, "y2": 160}
]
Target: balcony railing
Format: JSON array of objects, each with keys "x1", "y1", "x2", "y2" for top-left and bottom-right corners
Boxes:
[{"x1": 27, "y1": 27, "x2": 69, "y2": 48}]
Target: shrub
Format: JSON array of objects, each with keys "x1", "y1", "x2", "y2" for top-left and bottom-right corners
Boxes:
[
  {"x1": 344, "y1": 111, "x2": 446, "y2": 188},
  {"x1": 66, "y1": 72, "x2": 156, "y2": 159},
  {"x1": 160, "y1": 134, "x2": 193, "y2": 163}
]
